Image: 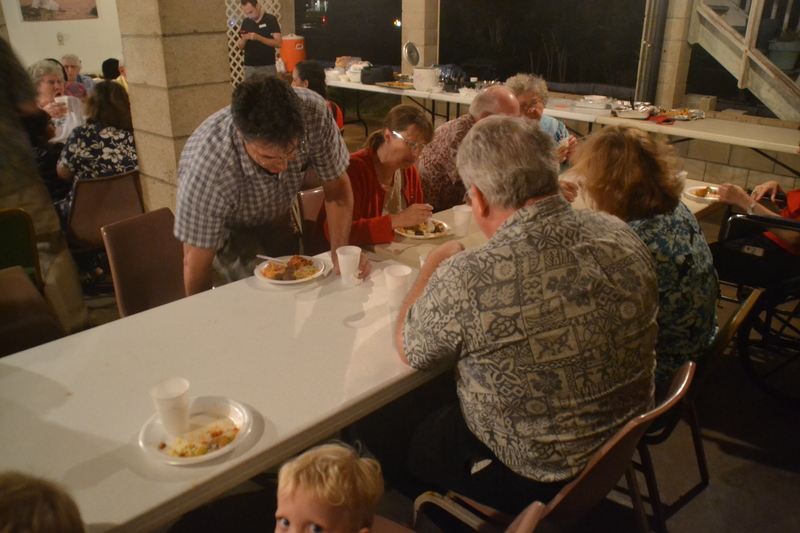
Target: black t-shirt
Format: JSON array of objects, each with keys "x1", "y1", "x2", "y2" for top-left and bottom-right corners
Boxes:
[{"x1": 241, "y1": 13, "x2": 281, "y2": 67}]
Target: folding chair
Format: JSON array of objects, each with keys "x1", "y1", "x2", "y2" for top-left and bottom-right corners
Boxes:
[
  {"x1": 412, "y1": 362, "x2": 696, "y2": 533},
  {"x1": 0, "y1": 208, "x2": 43, "y2": 290}
]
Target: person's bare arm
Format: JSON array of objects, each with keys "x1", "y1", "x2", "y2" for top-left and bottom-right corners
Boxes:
[
  {"x1": 395, "y1": 240, "x2": 465, "y2": 364},
  {"x1": 56, "y1": 164, "x2": 74, "y2": 182},
  {"x1": 245, "y1": 31, "x2": 282, "y2": 49},
  {"x1": 183, "y1": 244, "x2": 217, "y2": 296},
  {"x1": 718, "y1": 183, "x2": 800, "y2": 245},
  {"x1": 322, "y1": 173, "x2": 372, "y2": 278}
]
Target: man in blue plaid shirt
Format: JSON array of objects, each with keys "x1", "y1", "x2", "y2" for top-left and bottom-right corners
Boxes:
[{"x1": 175, "y1": 75, "x2": 370, "y2": 295}]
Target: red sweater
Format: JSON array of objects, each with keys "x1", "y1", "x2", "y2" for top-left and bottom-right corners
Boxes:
[
  {"x1": 317, "y1": 148, "x2": 424, "y2": 247},
  {"x1": 765, "y1": 189, "x2": 800, "y2": 255}
]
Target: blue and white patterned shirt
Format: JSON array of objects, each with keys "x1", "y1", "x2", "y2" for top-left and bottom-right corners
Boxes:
[
  {"x1": 404, "y1": 195, "x2": 658, "y2": 483},
  {"x1": 628, "y1": 201, "x2": 719, "y2": 384},
  {"x1": 174, "y1": 87, "x2": 348, "y2": 250}
]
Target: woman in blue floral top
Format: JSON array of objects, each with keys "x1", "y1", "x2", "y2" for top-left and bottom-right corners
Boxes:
[
  {"x1": 57, "y1": 81, "x2": 137, "y2": 182},
  {"x1": 572, "y1": 125, "x2": 719, "y2": 385}
]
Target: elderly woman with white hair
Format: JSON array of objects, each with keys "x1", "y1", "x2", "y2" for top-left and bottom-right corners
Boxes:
[
  {"x1": 505, "y1": 73, "x2": 578, "y2": 165},
  {"x1": 61, "y1": 54, "x2": 95, "y2": 95},
  {"x1": 28, "y1": 59, "x2": 84, "y2": 143}
]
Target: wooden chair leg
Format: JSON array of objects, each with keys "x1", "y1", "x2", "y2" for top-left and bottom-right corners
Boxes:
[
  {"x1": 637, "y1": 444, "x2": 668, "y2": 533},
  {"x1": 625, "y1": 464, "x2": 650, "y2": 533},
  {"x1": 686, "y1": 400, "x2": 710, "y2": 487}
]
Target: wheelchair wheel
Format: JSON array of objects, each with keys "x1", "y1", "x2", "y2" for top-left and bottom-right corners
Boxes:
[{"x1": 737, "y1": 292, "x2": 800, "y2": 407}]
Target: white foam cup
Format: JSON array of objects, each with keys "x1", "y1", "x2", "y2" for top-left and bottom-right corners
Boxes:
[
  {"x1": 452, "y1": 205, "x2": 473, "y2": 238},
  {"x1": 54, "y1": 96, "x2": 69, "y2": 105},
  {"x1": 150, "y1": 377, "x2": 190, "y2": 438},
  {"x1": 336, "y1": 245, "x2": 362, "y2": 286},
  {"x1": 385, "y1": 264, "x2": 412, "y2": 308}
]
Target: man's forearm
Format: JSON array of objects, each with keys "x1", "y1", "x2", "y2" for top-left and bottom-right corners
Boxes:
[
  {"x1": 323, "y1": 174, "x2": 355, "y2": 253},
  {"x1": 183, "y1": 244, "x2": 217, "y2": 296}
]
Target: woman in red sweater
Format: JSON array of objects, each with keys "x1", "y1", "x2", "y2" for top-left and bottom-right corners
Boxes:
[{"x1": 317, "y1": 104, "x2": 434, "y2": 247}]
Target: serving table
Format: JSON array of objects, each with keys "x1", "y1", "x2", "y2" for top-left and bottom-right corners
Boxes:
[
  {"x1": 0, "y1": 254, "x2": 435, "y2": 532},
  {"x1": 371, "y1": 178, "x2": 724, "y2": 269}
]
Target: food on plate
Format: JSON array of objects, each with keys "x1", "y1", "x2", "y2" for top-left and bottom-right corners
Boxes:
[
  {"x1": 397, "y1": 220, "x2": 446, "y2": 237},
  {"x1": 381, "y1": 81, "x2": 414, "y2": 89},
  {"x1": 159, "y1": 417, "x2": 239, "y2": 458},
  {"x1": 692, "y1": 186, "x2": 719, "y2": 199},
  {"x1": 660, "y1": 108, "x2": 704, "y2": 120},
  {"x1": 260, "y1": 255, "x2": 320, "y2": 281}
]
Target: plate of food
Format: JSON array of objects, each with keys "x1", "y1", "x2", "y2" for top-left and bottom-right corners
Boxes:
[
  {"x1": 375, "y1": 81, "x2": 415, "y2": 90},
  {"x1": 684, "y1": 185, "x2": 721, "y2": 203},
  {"x1": 139, "y1": 396, "x2": 252, "y2": 465},
  {"x1": 395, "y1": 219, "x2": 450, "y2": 239},
  {"x1": 661, "y1": 108, "x2": 704, "y2": 121},
  {"x1": 254, "y1": 255, "x2": 327, "y2": 284}
]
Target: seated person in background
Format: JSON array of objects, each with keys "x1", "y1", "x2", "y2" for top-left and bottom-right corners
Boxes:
[
  {"x1": 416, "y1": 85, "x2": 519, "y2": 212},
  {"x1": 276, "y1": 443, "x2": 383, "y2": 533},
  {"x1": 56, "y1": 81, "x2": 137, "y2": 182},
  {"x1": 395, "y1": 116, "x2": 658, "y2": 515},
  {"x1": 28, "y1": 59, "x2": 83, "y2": 142},
  {"x1": 315, "y1": 104, "x2": 434, "y2": 247},
  {"x1": 571, "y1": 125, "x2": 718, "y2": 385},
  {"x1": 21, "y1": 109, "x2": 70, "y2": 207},
  {"x1": 292, "y1": 60, "x2": 344, "y2": 132},
  {"x1": 711, "y1": 179, "x2": 800, "y2": 289},
  {"x1": 0, "y1": 471, "x2": 85, "y2": 533},
  {"x1": 61, "y1": 54, "x2": 95, "y2": 94},
  {"x1": 101, "y1": 58, "x2": 119, "y2": 81}
]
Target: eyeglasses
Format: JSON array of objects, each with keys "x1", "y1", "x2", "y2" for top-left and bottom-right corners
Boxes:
[
  {"x1": 250, "y1": 140, "x2": 307, "y2": 165},
  {"x1": 391, "y1": 130, "x2": 426, "y2": 152}
]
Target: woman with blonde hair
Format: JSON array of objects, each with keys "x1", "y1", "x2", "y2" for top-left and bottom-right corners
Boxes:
[
  {"x1": 571, "y1": 125, "x2": 718, "y2": 385},
  {"x1": 315, "y1": 104, "x2": 434, "y2": 248}
]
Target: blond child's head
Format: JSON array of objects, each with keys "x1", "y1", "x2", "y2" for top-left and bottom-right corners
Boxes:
[
  {"x1": 275, "y1": 443, "x2": 384, "y2": 533},
  {"x1": 0, "y1": 472, "x2": 84, "y2": 533}
]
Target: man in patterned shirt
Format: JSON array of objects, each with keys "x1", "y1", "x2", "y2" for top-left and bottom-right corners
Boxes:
[
  {"x1": 416, "y1": 85, "x2": 519, "y2": 212},
  {"x1": 175, "y1": 75, "x2": 369, "y2": 295},
  {"x1": 395, "y1": 116, "x2": 659, "y2": 514}
]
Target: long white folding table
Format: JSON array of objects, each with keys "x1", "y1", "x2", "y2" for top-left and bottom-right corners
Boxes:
[
  {"x1": 0, "y1": 254, "x2": 434, "y2": 532},
  {"x1": 371, "y1": 178, "x2": 725, "y2": 269}
]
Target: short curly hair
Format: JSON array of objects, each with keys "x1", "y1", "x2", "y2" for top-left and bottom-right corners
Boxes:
[
  {"x1": 505, "y1": 73, "x2": 549, "y2": 105},
  {"x1": 231, "y1": 74, "x2": 305, "y2": 149},
  {"x1": 278, "y1": 443, "x2": 384, "y2": 530},
  {"x1": 571, "y1": 125, "x2": 683, "y2": 221},
  {"x1": 28, "y1": 59, "x2": 64, "y2": 88}
]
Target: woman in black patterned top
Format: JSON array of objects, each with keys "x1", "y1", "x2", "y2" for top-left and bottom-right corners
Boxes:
[{"x1": 56, "y1": 81, "x2": 137, "y2": 182}]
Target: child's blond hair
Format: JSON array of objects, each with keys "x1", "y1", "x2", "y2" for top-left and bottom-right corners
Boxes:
[
  {"x1": 277, "y1": 443, "x2": 384, "y2": 529},
  {"x1": 0, "y1": 472, "x2": 84, "y2": 533}
]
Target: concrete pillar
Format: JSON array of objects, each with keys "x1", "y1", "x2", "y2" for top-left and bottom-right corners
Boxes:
[
  {"x1": 115, "y1": 0, "x2": 233, "y2": 211},
  {"x1": 0, "y1": 3, "x2": 9, "y2": 43},
  {"x1": 401, "y1": 0, "x2": 439, "y2": 74},
  {"x1": 656, "y1": 0, "x2": 693, "y2": 108}
]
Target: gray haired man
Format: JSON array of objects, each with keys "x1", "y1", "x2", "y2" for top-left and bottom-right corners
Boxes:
[{"x1": 395, "y1": 116, "x2": 659, "y2": 514}]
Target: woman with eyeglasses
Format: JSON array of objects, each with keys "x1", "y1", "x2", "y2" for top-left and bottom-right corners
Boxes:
[
  {"x1": 571, "y1": 125, "x2": 718, "y2": 386},
  {"x1": 314, "y1": 104, "x2": 434, "y2": 248}
]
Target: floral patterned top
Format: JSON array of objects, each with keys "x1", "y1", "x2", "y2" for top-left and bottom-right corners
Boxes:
[
  {"x1": 404, "y1": 195, "x2": 659, "y2": 482},
  {"x1": 416, "y1": 114, "x2": 474, "y2": 212},
  {"x1": 628, "y1": 201, "x2": 719, "y2": 385},
  {"x1": 58, "y1": 123, "x2": 138, "y2": 181}
]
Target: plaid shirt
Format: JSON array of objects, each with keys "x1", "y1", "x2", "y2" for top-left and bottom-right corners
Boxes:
[{"x1": 174, "y1": 87, "x2": 348, "y2": 250}]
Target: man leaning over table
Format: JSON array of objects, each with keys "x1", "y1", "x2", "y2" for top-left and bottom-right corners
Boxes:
[
  {"x1": 174, "y1": 74, "x2": 370, "y2": 296},
  {"x1": 394, "y1": 116, "x2": 659, "y2": 514}
]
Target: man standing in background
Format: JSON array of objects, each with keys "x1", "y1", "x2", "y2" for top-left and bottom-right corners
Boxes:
[{"x1": 237, "y1": 0, "x2": 282, "y2": 79}]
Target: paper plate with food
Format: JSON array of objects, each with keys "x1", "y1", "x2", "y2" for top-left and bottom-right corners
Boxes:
[
  {"x1": 139, "y1": 396, "x2": 252, "y2": 465},
  {"x1": 254, "y1": 255, "x2": 328, "y2": 284},
  {"x1": 684, "y1": 185, "x2": 721, "y2": 203},
  {"x1": 395, "y1": 219, "x2": 450, "y2": 239}
]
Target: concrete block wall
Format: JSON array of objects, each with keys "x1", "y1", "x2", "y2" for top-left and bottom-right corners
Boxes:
[
  {"x1": 401, "y1": 0, "x2": 438, "y2": 75},
  {"x1": 116, "y1": 0, "x2": 233, "y2": 212},
  {"x1": 656, "y1": 0, "x2": 694, "y2": 109}
]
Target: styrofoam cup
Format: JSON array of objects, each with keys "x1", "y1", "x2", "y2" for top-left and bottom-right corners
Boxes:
[
  {"x1": 54, "y1": 96, "x2": 69, "y2": 105},
  {"x1": 150, "y1": 377, "x2": 190, "y2": 438},
  {"x1": 453, "y1": 205, "x2": 473, "y2": 238},
  {"x1": 385, "y1": 264, "x2": 412, "y2": 308},
  {"x1": 336, "y1": 246, "x2": 362, "y2": 286}
]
